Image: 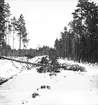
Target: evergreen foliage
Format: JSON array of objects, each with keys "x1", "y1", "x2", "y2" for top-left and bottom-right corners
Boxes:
[
  {"x1": 17, "y1": 14, "x2": 28, "y2": 56},
  {"x1": 0, "y1": 0, "x2": 11, "y2": 55},
  {"x1": 54, "y1": 0, "x2": 98, "y2": 63}
]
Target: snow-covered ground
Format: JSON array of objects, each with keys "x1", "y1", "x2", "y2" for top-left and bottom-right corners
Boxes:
[
  {"x1": 0, "y1": 56, "x2": 98, "y2": 105},
  {"x1": 0, "y1": 60, "x2": 21, "y2": 78},
  {"x1": 58, "y1": 58, "x2": 98, "y2": 74}
]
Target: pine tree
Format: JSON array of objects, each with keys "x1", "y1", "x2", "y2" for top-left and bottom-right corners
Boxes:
[
  {"x1": 4, "y1": 3, "x2": 11, "y2": 43},
  {"x1": 70, "y1": 0, "x2": 98, "y2": 62},
  {"x1": 4, "y1": 3, "x2": 11, "y2": 56},
  {"x1": 0, "y1": 0, "x2": 11, "y2": 56},
  {"x1": 54, "y1": 0, "x2": 98, "y2": 63},
  {"x1": 54, "y1": 27, "x2": 73, "y2": 59},
  {"x1": 17, "y1": 14, "x2": 28, "y2": 56},
  {"x1": 0, "y1": 0, "x2": 5, "y2": 55},
  {"x1": 11, "y1": 16, "x2": 17, "y2": 56}
]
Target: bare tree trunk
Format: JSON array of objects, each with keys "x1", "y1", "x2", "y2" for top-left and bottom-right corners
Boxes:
[
  {"x1": 19, "y1": 34, "x2": 21, "y2": 56},
  {"x1": 13, "y1": 30, "x2": 14, "y2": 56}
]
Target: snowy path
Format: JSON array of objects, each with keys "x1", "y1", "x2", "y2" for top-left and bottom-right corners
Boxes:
[{"x1": 0, "y1": 68, "x2": 98, "y2": 105}]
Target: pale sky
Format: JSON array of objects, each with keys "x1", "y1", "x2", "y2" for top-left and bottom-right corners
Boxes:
[{"x1": 5, "y1": 0, "x2": 98, "y2": 49}]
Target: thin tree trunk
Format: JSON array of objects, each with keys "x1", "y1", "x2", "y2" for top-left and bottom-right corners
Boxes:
[
  {"x1": 13, "y1": 30, "x2": 14, "y2": 56},
  {"x1": 19, "y1": 34, "x2": 21, "y2": 56}
]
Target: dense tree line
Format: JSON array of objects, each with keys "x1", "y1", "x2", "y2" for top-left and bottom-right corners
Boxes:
[
  {"x1": 54, "y1": 0, "x2": 98, "y2": 63},
  {"x1": 0, "y1": 46, "x2": 51, "y2": 57},
  {"x1": 0, "y1": 0, "x2": 28, "y2": 56},
  {"x1": 1, "y1": 0, "x2": 98, "y2": 64}
]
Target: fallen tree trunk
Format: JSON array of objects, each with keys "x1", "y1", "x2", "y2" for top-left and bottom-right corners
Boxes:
[
  {"x1": 0, "y1": 76, "x2": 13, "y2": 85},
  {"x1": 0, "y1": 56, "x2": 45, "y2": 67},
  {"x1": 0, "y1": 56, "x2": 62, "y2": 68}
]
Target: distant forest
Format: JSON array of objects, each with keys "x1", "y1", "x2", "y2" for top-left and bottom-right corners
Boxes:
[{"x1": 0, "y1": 0, "x2": 98, "y2": 63}]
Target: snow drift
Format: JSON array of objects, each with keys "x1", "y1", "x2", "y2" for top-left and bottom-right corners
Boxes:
[{"x1": 0, "y1": 56, "x2": 98, "y2": 105}]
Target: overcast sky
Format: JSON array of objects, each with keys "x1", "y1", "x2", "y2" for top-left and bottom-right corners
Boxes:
[{"x1": 5, "y1": 0, "x2": 98, "y2": 49}]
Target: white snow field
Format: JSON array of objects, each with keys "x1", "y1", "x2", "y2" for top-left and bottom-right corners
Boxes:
[{"x1": 0, "y1": 56, "x2": 98, "y2": 105}]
